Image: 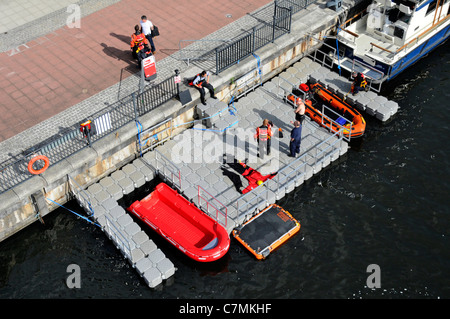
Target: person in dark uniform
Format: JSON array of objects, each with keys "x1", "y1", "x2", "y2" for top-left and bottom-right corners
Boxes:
[
  {"x1": 192, "y1": 71, "x2": 217, "y2": 105},
  {"x1": 289, "y1": 120, "x2": 302, "y2": 157},
  {"x1": 352, "y1": 72, "x2": 367, "y2": 96}
]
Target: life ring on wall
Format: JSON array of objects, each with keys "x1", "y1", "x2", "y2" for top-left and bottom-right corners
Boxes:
[{"x1": 28, "y1": 155, "x2": 50, "y2": 175}]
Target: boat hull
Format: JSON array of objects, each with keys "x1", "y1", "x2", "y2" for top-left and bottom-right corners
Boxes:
[
  {"x1": 127, "y1": 183, "x2": 230, "y2": 262},
  {"x1": 288, "y1": 82, "x2": 366, "y2": 138},
  {"x1": 338, "y1": 19, "x2": 450, "y2": 83}
]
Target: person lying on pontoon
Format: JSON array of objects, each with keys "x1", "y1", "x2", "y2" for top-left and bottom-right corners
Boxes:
[{"x1": 237, "y1": 160, "x2": 277, "y2": 194}]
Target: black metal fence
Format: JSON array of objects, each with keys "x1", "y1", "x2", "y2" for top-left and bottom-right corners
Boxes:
[
  {"x1": 0, "y1": 75, "x2": 178, "y2": 194},
  {"x1": 136, "y1": 76, "x2": 178, "y2": 116},
  {"x1": 216, "y1": 1, "x2": 293, "y2": 74}
]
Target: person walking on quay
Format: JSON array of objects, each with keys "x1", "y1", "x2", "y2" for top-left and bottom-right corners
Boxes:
[
  {"x1": 289, "y1": 120, "x2": 302, "y2": 157},
  {"x1": 254, "y1": 119, "x2": 273, "y2": 159},
  {"x1": 191, "y1": 71, "x2": 217, "y2": 105},
  {"x1": 140, "y1": 15, "x2": 156, "y2": 53},
  {"x1": 130, "y1": 24, "x2": 150, "y2": 64}
]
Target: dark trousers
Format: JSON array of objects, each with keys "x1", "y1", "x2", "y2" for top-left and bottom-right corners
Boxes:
[
  {"x1": 295, "y1": 113, "x2": 305, "y2": 124},
  {"x1": 195, "y1": 81, "x2": 215, "y2": 103},
  {"x1": 352, "y1": 84, "x2": 364, "y2": 95},
  {"x1": 145, "y1": 34, "x2": 156, "y2": 52},
  {"x1": 136, "y1": 50, "x2": 148, "y2": 64},
  {"x1": 289, "y1": 140, "x2": 301, "y2": 157},
  {"x1": 257, "y1": 138, "x2": 271, "y2": 159}
]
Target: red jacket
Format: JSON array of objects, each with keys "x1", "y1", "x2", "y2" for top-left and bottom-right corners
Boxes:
[
  {"x1": 130, "y1": 32, "x2": 148, "y2": 52},
  {"x1": 254, "y1": 125, "x2": 273, "y2": 141},
  {"x1": 240, "y1": 163, "x2": 277, "y2": 194}
]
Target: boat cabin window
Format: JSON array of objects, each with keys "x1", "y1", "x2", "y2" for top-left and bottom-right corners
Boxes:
[
  {"x1": 387, "y1": 7, "x2": 411, "y2": 23},
  {"x1": 426, "y1": 0, "x2": 438, "y2": 15},
  {"x1": 393, "y1": 26, "x2": 405, "y2": 38},
  {"x1": 392, "y1": 0, "x2": 417, "y2": 10}
]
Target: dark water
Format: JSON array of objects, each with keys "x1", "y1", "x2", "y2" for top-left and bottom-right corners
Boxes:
[{"x1": 1, "y1": 42, "x2": 449, "y2": 300}]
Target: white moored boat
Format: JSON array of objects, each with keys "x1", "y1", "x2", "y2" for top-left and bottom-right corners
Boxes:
[{"x1": 334, "y1": 0, "x2": 450, "y2": 89}]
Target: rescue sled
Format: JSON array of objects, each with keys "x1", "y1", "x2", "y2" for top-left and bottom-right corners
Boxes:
[
  {"x1": 287, "y1": 82, "x2": 366, "y2": 139},
  {"x1": 127, "y1": 182, "x2": 230, "y2": 262},
  {"x1": 232, "y1": 204, "x2": 300, "y2": 260}
]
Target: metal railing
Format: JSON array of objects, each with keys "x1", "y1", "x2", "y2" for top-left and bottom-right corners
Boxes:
[
  {"x1": 216, "y1": 2, "x2": 293, "y2": 74},
  {"x1": 320, "y1": 103, "x2": 353, "y2": 142},
  {"x1": 137, "y1": 117, "x2": 173, "y2": 156},
  {"x1": 307, "y1": 36, "x2": 386, "y2": 92},
  {"x1": 307, "y1": 40, "x2": 337, "y2": 69},
  {"x1": 197, "y1": 185, "x2": 228, "y2": 228},
  {"x1": 153, "y1": 149, "x2": 182, "y2": 192},
  {"x1": 179, "y1": 39, "x2": 230, "y2": 66},
  {"x1": 104, "y1": 215, "x2": 132, "y2": 259},
  {"x1": 233, "y1": 128, "x2": 345, "y2": 222},
  {"x1": 0, "y1": 73, "x2": 179, "y2": 195},
  {"x1": 136, "y1": 76, "x2": 178, "y2": 116},
  {"x1": 233, "y1": 182, "x2": 275, "y2": 222},
  {"x1": 347, "y1": 59, "x2": 384, "y2": 93},
  {"x1": 67, "y1": 174, "x2": 94, "y2": 216}
]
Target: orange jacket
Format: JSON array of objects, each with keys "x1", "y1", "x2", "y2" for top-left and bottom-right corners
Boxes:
[
  {"x1": 254, "y1": 125, "x2": 272, "y2": 141},
  {"x1": 130, "y1": 32, "x2": 148, "y2": 51}
]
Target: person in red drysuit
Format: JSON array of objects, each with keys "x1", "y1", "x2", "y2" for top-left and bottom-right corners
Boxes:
[{"x1": 238, "y1": 160, "x2": 277, "y2": 194}]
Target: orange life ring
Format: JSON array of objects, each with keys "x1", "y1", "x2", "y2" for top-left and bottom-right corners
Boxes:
[{"x1": 28, "y1": 155, "x2": 50, "y2": 175}]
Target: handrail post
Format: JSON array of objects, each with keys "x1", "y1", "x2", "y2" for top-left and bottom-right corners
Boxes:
[
  {"x1": 215, "y1": 47, "x2": 219, "y2": 75},
  {"x1": 252, "y1": 26, "x2": 256, "y2": 53},
  {"x1": 288, "y1": 6, "x2": 292, "y2": 33}
]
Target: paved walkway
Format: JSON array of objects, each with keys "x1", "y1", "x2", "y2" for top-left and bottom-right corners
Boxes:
[{"x1": 0, "y1": 0, "x2": 273, "y2": 143}]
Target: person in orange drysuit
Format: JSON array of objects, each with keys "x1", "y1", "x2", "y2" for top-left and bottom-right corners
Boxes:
[
  {"x1": 130, "y1": 24, "x2": 150, "y2": 64},
  {"x1": 238, "y1": 160, "x2": 277, "y2": 194}
]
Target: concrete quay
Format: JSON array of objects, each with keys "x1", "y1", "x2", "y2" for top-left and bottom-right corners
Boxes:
[{"x1": 0, "y1": 0, "x2": 349, "y2": 243}]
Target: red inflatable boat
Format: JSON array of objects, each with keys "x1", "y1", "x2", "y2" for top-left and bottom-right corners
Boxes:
[{"x1": 127, "y1": 183, "x2": 230, "y2": 262}]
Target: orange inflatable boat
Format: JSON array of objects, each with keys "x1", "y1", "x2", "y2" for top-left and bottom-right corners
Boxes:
[{"x1": 287, "y1": 82, "x2": 366, "y2": 139}]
